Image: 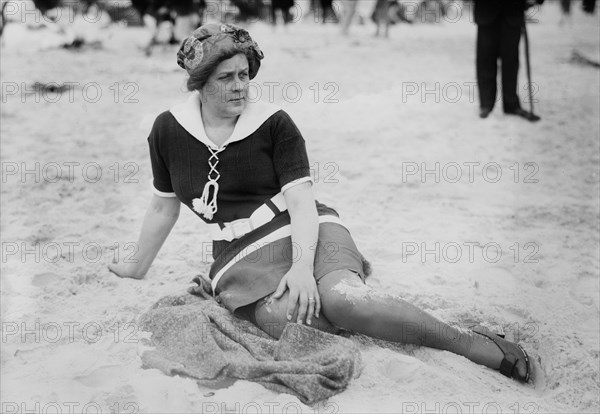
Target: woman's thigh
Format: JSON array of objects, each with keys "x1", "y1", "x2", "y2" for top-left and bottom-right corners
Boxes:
[
  {"x1": 252, "y1": 269, "x2": 367, "y2": 338},
  {"x1": 253, "y1": 291, "x2": 341, "y2": 339},
  {"x1": 316, "y1": 269, "x2": 375, "y2": 330}
]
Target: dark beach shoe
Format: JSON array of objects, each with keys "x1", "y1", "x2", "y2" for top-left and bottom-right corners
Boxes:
[
  {"x1": 479, "y1": 107, "x2": 492, "y2": 119},
  {"x1": 473, "y1": 326, "x2": 532, "y2": 383},
  {"x1": 504, "y1": 107, "x2": 541, "y2": 122}
]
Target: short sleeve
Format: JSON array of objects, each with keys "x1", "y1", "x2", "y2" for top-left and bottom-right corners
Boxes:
[
  {"x1": 148, "y1": 116, "x2": 176, "y2": 197},
  {"x1": 271, "y1": 111, "x2": 312, "y2": 191}
]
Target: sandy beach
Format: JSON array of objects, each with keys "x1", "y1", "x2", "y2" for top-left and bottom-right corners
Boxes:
[{"x1": 1, "y1": 1, "x2": 599, "y2": 412}]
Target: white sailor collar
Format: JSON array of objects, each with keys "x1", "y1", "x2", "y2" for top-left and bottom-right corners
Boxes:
[{"x1": 169, "y1": 91, "x2": 281, "y2": 150}]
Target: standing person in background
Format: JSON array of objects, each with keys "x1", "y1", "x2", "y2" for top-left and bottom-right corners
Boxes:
[
  {"x1": 474, "y1": 0, "x2": 544, "y2": 120},
  {"x1": 271, "y1": 0, "x2": 295, "y2": 26},
  {"x1": 340, "y1": 0, "x2": 359, "y2": 35},
  {"x1": 582, "y1": 0, "x2": 597, "y2": 14},
  {"x1": 559, "y1": 0, "x2": 572, "y2": 26},
  {"x1": 319, "y1": 0, "x2": 338, "y2": 23}
]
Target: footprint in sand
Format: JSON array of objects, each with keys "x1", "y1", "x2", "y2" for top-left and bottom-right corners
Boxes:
[
  {"x1": 103, "y1": 197, "x2": 122, "y2": 214},
  {"x1": 74, "y1": 365, "x2": 124, "y2": 387},
  {"x1": 473, "y1": 266, "x2": 519, "y2": 297},
  {"x1": 1, "y1": 274, "x2": 14, "y2": 317},
  {"x1": 31, "y1": 272, "x2": 63, "y2": 288},
  {"x1": 26, "y1": 224, "x2": 56, "y2": 245},
  {"x1": 380, "y1": 353, "x2": 422, "y2": 382},
  {"x1": 569, "y1": 272, "x2": 599, "y2": 309}
]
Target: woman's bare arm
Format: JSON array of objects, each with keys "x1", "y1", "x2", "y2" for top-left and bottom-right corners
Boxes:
[
  {"x1": 285, "y1": 181, "x2": 319, "y2": 273},
  {"x1": 108, "y1": 195, "x2": 180, "y2": 279},
  {"x1": 270, "y1": 181, "x2": 321, "y2": 324}
]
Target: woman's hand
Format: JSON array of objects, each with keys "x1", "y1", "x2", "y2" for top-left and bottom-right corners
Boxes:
[
  {"x1": 270, "y1": 264, "x2": 321, "y2": 325},
  {"x1": 274, "y1": 181, "x2": 320, "y2": 325},
  {"x1": 107, "y1": 195, "x2": 180, "y2": 280},
  {"x1": 107, "y1": 261, "x2": 145, "y2": 280}
]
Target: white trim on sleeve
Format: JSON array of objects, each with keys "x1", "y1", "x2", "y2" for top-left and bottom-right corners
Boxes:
[
  {"x1": 281, "y1": 176, "x2": 314, "y2": 194},
  {"x1": 149, "y1": 178, "x2": 177, "y2": 198}
]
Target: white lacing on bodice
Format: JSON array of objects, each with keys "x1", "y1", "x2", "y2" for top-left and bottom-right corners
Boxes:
[{"x1": 192, "y1": 146, "x2": 226, "y2": 220}]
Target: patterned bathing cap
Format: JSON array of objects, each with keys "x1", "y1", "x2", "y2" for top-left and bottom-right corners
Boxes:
[{"x1": 177, "y1": 23, "x2": 264, "y2": 79}]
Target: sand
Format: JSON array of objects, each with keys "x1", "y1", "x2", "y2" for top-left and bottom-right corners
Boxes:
[{"x1": 1, "y1": 1, "x2": 599, "y2": 412}]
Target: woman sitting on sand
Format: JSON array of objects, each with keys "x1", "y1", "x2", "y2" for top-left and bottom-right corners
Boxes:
[{"x1": 109, "y1": 23, "x2": 532, "y2": 383}]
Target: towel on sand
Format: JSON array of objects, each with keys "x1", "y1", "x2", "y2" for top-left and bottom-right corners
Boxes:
[{"x1": 138, "y1": 293, "x2": 362, "y2": 404}]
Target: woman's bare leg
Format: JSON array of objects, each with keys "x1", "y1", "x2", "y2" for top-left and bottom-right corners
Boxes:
[
  {"x1": 251, "y1": 269, "x2": 527, "y2": 378},
  {"x1": 316, "y1": 270, "x2": 527, "y2": 377},
  {"x1": 253, "y1": 295, "x2": 341, "y2": 339}
]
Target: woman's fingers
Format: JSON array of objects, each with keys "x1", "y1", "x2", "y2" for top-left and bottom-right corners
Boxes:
[
  {"x1": 297, "y1": 290, "x2": 321, "y2": 325},
  {"x1": 307, "y1": 293, "x2": 320, "y2": 325},
  {"x1": 107, "y1": 263, "x2": 125, "y2": 278},
  {"x1": 107, "y1": 263, "x2": 144, "y2": 280},
  {"x1": 296, "y1": 293, "x2": 309, "y2": 325},
  {"x1": 272, "y1": 271, "x2": 321, "y2": 325},
  {"x1": 271, "y1": 276, "x2": 289, "y2": 300},
  {"x1": 305, "y1": 295, "x2": 315, "y2": 325},
  {"x1": 286, "y1": 289, "x2": 299, "y2": 321}
]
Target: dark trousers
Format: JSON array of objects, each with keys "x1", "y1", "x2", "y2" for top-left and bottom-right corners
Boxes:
[
  {"x1": 583, "y1": 0, "x2": 597, "y2": 13},
  {"x1": 271, "y1": 5, "x2": 292, "y2": 24},
  {"x1": 476, "y1": 19, "x2": 522, "y2": 112},
  {"x1": 319, "y1": 0, "x2": 338, "y2": 22}
]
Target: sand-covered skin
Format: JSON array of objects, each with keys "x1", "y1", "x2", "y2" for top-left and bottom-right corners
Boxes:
[{"x1": 1, "y1": 1, "x2": 599, "y2": 412}]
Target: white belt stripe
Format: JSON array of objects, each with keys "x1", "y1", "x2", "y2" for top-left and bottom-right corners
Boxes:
[
  {"x1": 270, "y1": 192, "x2": 287, "y2": 211},
  {"x1": 207, "y1": 193, "x2": 287, "y2": 242},
  {"x1": 211, "y1": 215, "x2": 345, "y2": 292}
]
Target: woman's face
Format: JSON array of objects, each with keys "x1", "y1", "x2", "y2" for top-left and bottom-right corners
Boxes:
[{"x1": 200, "y1": 53, "x2": 250, "y2": 119}]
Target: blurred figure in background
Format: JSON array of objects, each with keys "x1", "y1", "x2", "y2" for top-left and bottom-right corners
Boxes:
[
  {"x1": 414, "y1": 0, "x2": 445, "y2": 23},
  {"x1": 0, "y1": 0, "x2": 110, "y2": 48},
  {"x1": 130, "y1": 0, "x2": 205, "y2": 55},
  {"x1": 271, "y1": 0, "x2": 294, "y2": 26},
  {"x1": 582, "y1": 0, "x2": 597, "y2": 14},
  {"x1": 229, "y1": 0, "x2": 264, "y2": 21},
  {"x1": 0, "y1": 0, "x2": 62, "y2": 34},
  {"x1": 371, "y1": 0, "x2": 412, "y2": 37},
  {"x1": 340, "y1": 0, "x2": 358, "y2": 35},
  {"x1": 559, "y1": 0, "x2": 572, "y2": 26},
  {"x1": 30, "y1": 0, "x2": 61, "y2": 14},
  {"x1": 310, "y1": 0, "x2": 337, "y2": 23},
  {"x1": 474, "y1": 0, "x2": 544, "y2": 121}
]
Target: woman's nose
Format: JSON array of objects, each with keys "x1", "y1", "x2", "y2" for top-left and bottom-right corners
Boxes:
[
  {"x1": 231, "y1": 74, "x2": 247, "y2": 90},
  {"x1": 231, "y1": 80, "x2": 244, "y2": 91}
]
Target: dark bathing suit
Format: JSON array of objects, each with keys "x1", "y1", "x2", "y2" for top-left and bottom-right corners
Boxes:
[{"x1": 148, "y1": 93, "x2": 369, "y2": 317}]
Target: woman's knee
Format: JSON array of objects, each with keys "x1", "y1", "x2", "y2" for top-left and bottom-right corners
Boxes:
[
  {"x1": 252, "y1": 293, "x2": 340, "y2": 339},
  {"x1": 318, "y1": 270, "x2": 375, "y2": 329},
  {"x1": 253, "y1": 298, "x2": 288, "y2": 339}
]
